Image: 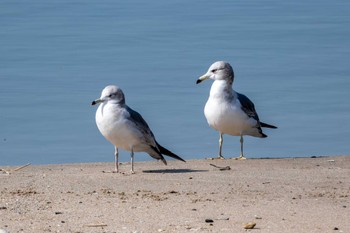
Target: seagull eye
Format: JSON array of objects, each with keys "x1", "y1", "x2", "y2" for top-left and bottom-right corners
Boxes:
[
  {"x1": 108, "y1": 94, "x2": 115, "y2": 98},
  {"x1": 211, "y1": 69, "x2": 218, "y2": 73}
]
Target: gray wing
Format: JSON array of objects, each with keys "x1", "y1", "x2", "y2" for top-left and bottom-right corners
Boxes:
[
  {"x1": 125, "y1": 106, "x2": 182, "y2": 164},
  {"x1": 236, "y1": 92, "x2": 260, "y2": 123},
  {"x1": 125, "y1": 106, "x2": 156, "y2": 143}
]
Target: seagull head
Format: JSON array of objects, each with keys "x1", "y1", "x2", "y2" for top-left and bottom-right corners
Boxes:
[
  {"x1": 196, "y1": 61, "x2": 234, "y2": 85},
  {"x1": 91, "y1": 85, "x2": 125, "y2": 106}
]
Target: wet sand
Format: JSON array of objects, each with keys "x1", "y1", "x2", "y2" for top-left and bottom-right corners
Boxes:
[{"x1": 1, "y1": 156, "x2": 349, "y2": 233}]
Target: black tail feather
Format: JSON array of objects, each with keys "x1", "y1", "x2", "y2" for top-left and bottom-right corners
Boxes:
[
  {"x1": 260, "y1": 122, "x2": 277, "y2": 129},
  {"x1": 156, "y1": 141, "x2": 186, "y2": 163}
]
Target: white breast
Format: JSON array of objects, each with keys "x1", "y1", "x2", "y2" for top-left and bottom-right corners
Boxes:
[
  {"x1": 95, "y1": 103, "x2": 143, "y2": 151},
  {"x1": 204, "y1": 81, "x2": 258, "y2": 136}
]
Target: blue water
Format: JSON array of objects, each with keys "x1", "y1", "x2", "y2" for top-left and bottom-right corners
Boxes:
[{"x1": 1, "y1": 0, "x2": 349, "y2": 166}]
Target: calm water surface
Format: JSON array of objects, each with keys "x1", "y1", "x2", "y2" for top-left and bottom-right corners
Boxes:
[{"x1": 1, "y1": 0, "x2": 349, "y2": 165}]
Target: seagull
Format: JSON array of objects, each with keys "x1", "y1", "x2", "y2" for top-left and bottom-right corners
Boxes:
[
  {"x1": 92, "y1": 85, "x2": 185, "y2": 173},
  {"x1": 196, "y1": 61, "x2": 277, "y2": 160}
]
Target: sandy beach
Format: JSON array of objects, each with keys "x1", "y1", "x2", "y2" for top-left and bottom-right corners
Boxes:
[{"x1": 0, "y1": 156, "x2": 349, "y2": 233}]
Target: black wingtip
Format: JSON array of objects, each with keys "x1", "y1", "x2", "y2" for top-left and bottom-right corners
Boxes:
[
  {"x1": 156, "y1": 141, "x2": 186, "y2": 163},
  {"x1": 260, "y1": 122, "x2": 277, "y2": 129}
]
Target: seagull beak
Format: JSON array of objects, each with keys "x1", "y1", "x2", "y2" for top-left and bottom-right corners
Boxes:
[
  {"x1": 91, "y1": 98, "x2": 104, "y2": 106},
  {"x1": 196, "y1": 74, "x2": 210, "y2": 84}
]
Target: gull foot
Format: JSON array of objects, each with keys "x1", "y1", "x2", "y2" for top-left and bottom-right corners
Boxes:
[
  {"x1": 233, "y1": 156, "x2": 246, "y2": 160},
  {"x1": 206, "y1": 155, "x2": 226, "y2": 160}
]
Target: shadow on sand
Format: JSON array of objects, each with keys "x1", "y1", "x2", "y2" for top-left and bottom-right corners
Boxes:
[{"x1": 142, "y1": 169, "x2": 209, "y2": 174}]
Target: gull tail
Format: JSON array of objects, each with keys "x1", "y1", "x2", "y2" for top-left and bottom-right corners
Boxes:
[
  {"x1": 156, "y1": 141, "x2": 186, "y2": 163},
  {"x1": 260, "y1": 122, "x2": 277, "y2": 129}
]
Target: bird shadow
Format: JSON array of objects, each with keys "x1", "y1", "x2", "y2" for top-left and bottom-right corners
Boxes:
[{"x1": 142, "y1": 169, "x2": 209, "y2": 174}]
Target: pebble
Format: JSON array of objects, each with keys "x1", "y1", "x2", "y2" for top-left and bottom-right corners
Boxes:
[
  {"x1": 205, "y1": 219, "x2": 214, "y2": 223},
  {"x1": 0, "y1": 229, "x2": 8, "y2": 233},
  {"x1": 243, "y1": 222, "x2": 256, "y2": 229},
  {"x1": 217, "y1": 216, "x2": 229, "y2": 220}
]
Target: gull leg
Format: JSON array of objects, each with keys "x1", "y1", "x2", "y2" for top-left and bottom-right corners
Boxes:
[
  {"x1": 235, "y1": 135, "x2": 246, "y2": 160},
  {"x1": 218, "y1": 133, "x2": 225, "y2": 159},
  {"x1": 130, "y1": 148, "x2": 135, "y2": 174},
  {"x1": 114, "y1": 147, "x2": 119, "y2": 172}
]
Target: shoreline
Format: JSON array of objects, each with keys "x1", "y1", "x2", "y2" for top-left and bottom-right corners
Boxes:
[
  {"x1": 1, "y1": 154, "x2": 347, "y2": 168},
  {"x1": 1, "y1": 156, "x2": 349, "y2": 233}
]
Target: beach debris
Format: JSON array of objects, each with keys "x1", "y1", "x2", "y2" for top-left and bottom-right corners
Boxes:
[
  {"x1": 333, "y1": 227, "x2": 339, "y2": 230},
  {"x1": 243, "y1": 222, "x2": 256, "y2": 229},
  {"x1": 0, "y1": 168, "x2": 10, "y2": 175},
  {"x1": 209, "y1": 164, "x2": 231, "y2": 171},
  {"x1": 14, "y1": 163, "x2": 31, "y2": 171},
  {"x1": 0, "y1": 163, "x2": 31, "y2": 175},
  {"x1": 85, "y1": 223, "x2": 108, "y2": 227},
  {"x1": 55, "y1": 211, "x2": 63, "y2": 215}
]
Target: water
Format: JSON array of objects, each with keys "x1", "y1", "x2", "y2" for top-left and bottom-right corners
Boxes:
[{"x1": 1, "y1": 0, "x2": 349, "y2": 166}]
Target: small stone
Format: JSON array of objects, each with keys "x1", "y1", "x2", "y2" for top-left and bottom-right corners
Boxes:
[
  {"x1": 334, "y1": 227, "x2": 339, "y2": 230},
  {"x1": 243, "y1": 222, "x2": 256, "y2": 229},
  {"x1": 205, "y1": 219, "x2": 214, "y2": 223},
  {"x1": 217, "y1": 216, "x2": 229, "y2": 220}
]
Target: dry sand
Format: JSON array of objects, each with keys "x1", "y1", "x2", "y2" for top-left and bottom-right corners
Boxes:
[{"x1": 0, "y1": 156, "x2": 349, "y2": 233}]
